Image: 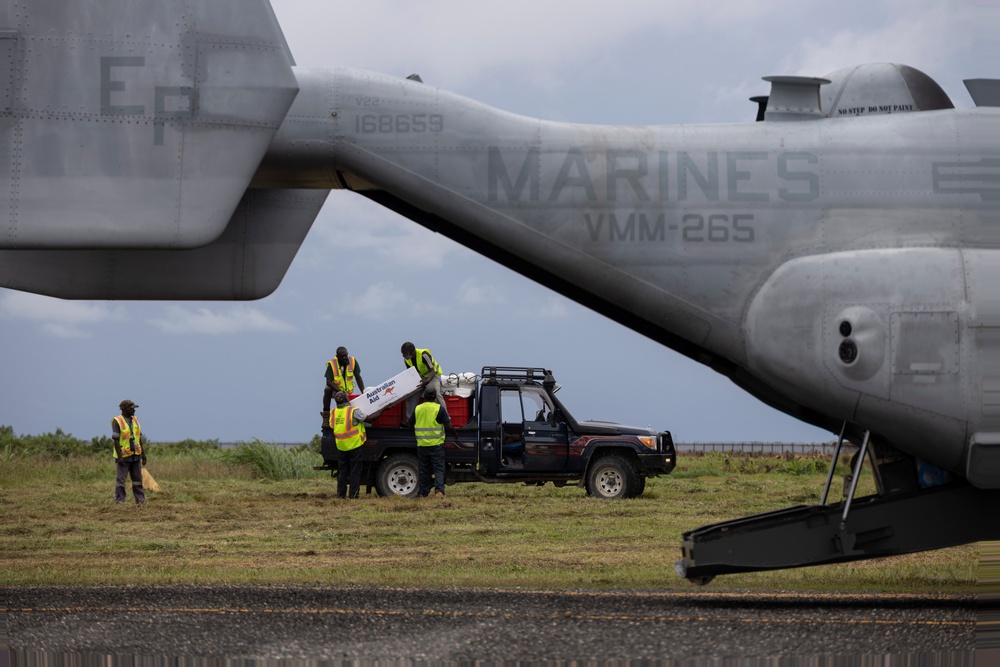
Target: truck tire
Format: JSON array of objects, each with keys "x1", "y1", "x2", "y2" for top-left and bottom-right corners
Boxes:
[
  {"x1": 586, "y1": 454, "x2": 639, "y2": 499},
  {"x1": 375, "y1": 453, "x2": 419, "y2": 498}
]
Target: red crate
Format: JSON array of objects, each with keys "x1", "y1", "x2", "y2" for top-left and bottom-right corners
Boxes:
[
  {"x1": 445, "y1": 395, "x2": 473, "y2": 427},
  {"x1": 369, "y1": 400, "x2": 405, "y2": 428},
  {"x1": 368, "y1": 395, "x2": 473, "y2": 428}
]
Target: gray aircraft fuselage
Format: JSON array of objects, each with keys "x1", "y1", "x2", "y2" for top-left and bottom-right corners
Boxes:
[{"x1": 250, "y1": 67, "x2": 1000, "y2": 487}]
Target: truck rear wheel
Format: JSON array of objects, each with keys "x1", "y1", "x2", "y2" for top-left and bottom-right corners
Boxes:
[
  {"x1": 586, "y1": 454, "x2": 639, "y2": 499},
  {"x1": 375, "y1": 453, "x2": 419, "y2": 498}
]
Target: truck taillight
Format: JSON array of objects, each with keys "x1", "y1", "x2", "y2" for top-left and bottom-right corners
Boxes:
[{"x1": 638, "y1": 435, "x2": 656, "y2": 449}]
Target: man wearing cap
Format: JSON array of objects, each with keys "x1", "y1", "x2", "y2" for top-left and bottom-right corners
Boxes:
[
  {"x1": 322, "y1": 347, "x2": 365, "y2": 425},
  {"x1": 329, "y1": 391, "x2": 367, "y2": 499},
  {"x1": 112, "y1": 400, "x2": 145, "y2": 505},
  {"x1": 405, "y1": 387, "x2": 457, "y2": 497},
  {"x1": 400, "y1": 342, "x2": 447, "y2": 420}
]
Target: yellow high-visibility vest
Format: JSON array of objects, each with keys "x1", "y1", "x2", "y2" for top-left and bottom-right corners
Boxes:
[
  {"x1": 331, "y1": 405, "x2": 366, "y2": 451},
  {"x1": 414, "y1": 402, "x2": 445, "y2": 447},
  {"x1": 111, "y1": 415, "x2": 142, "y2": 458},
  {"x1": 327, "y1": 356, "x2": 357, "y2": 393},
  {"x1": 405, "y1": 348, "x2": 442, "y2": 380}
]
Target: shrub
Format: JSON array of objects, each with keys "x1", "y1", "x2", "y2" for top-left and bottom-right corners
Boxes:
[
  {"x1": 223, "y1": 439, "x2": 321, "y2": 481},
  {"x1": 0, "y1": 425, "x2": 93, "y2": 458},
  {"x1": 150, "y1": 438, "x2": 221, "y2": 457},
  {"x1": 90, "y1": 435, "x2": 114, "y2": 456}
]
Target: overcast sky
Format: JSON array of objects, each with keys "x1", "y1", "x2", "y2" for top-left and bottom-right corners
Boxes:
[{"x1": 1, "y1": 0, "x2": 996, "y2": 444}]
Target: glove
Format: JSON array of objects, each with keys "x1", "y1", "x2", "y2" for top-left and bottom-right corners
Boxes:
[
  {"x1": 141, "y1": 454, "x2": 147, "y2": 466},
  {"x1": 116, "y1": 458, "x2": 126, "y2": 467}
]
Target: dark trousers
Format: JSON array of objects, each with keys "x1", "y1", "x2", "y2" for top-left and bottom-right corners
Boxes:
[
  {"x1": 417, "y1": 444, "x2": 445, "y2": 496},
  {"x1": 337, "y1": 447, "x2": 363, "y2": 499},
  {"x1": 115, "y1": 455, "x2": 145, "y2": 504}
]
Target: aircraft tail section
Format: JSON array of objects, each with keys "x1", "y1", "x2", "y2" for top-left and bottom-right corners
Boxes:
[
  {"x1": 0, "y1": 0, "x2": 298, "y2": 249},
  {"x1": 0, "y1": 189, "x2": 328, "y2": 299}
]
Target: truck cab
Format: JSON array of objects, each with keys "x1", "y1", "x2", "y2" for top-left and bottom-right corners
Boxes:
[{"x1": 319, "y1": 366, "x2": 675, "y2": 498}]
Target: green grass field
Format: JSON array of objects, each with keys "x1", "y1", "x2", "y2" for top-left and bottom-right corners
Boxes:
[{"x1": 0, "y1": 445, "x2": 977, "y2": 592}]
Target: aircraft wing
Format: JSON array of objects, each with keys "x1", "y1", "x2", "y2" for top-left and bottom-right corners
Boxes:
[
  {"x1": 0, "y1": 0, "x2": 299, "y2": 249},
  {"x1": 0, "y1": 188, "x2": 328, "y2": 300}
]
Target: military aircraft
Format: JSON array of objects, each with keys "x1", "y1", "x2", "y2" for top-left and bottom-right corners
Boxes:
[{"x1": 2, "y1": 1, "x2": 998, "y2": 582}]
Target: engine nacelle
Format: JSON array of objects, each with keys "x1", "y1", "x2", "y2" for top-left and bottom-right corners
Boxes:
[{"x1": 743, "y1": 248, "x2": 997, "y2": 482}]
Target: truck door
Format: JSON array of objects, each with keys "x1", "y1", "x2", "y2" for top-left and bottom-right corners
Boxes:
[
  {"x1": 476, "y1": 384, "x2": 502, "y2": 475},
  {"x1": 499, "y1": 386, "x2": 568, "y2": 470},
  {"x1": 499, "y1": 388, "x2": 526, "y2": 466},
  {"x1": 519, "y1": 386, "x2": 569, "y2": 470}
]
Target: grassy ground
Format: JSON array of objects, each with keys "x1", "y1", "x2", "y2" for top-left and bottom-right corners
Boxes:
[{"x1": 0, "y1": 449, "x2": 976, "y2": 592}]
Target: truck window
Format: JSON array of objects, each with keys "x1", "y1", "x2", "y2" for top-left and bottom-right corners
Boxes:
[
  {"x1": 521, "y1": 388, "x2": 549, "y2": 423},
  {"x1": 500, "y1": 389, "x2": 523, "y2": 424},
  {"x1": 499, "y1": 388, "x2": 525, "y2": 456}
]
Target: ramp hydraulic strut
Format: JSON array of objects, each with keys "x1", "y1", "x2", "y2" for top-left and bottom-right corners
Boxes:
[{"x1": 675, "y1": 427, "x2": 1000, "y2": 584}]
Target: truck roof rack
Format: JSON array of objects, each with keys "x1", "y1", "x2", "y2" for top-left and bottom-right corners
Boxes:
[{"x1": 481, "y1": 366, "x2": 553, "y2": 382}]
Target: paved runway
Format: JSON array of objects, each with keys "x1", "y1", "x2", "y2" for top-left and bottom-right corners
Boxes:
[{"x1": 1, "y1": 585, "x2": 976, "y2": 663}]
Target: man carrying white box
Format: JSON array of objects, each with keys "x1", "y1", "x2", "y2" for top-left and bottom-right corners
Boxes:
[{"x1": 400, "y1": 341, "x2": 448, "y2": 420}]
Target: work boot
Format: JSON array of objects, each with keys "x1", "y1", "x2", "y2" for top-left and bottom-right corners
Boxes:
[
  {"x1": 320, "y1": 411, "x2": 330, "y2": 427},
  {"x1": 434, "y1": 490, "x2": 445, "y2": 498}
]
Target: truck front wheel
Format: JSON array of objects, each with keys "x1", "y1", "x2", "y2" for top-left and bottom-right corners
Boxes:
[
  {"x1": 375, "y1": 453, "x2": 419, "y2": 498},
  {"x1": 586, "y1": 454, "x2": 640, "y2": 499}
]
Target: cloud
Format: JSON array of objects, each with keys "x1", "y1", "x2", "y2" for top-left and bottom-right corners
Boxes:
[
  {"x1": 0, "y1": 291, "x2": 126, "y2": 337},
  {"x1": 780, "y1": 1, "x2": 980, "y2": 87},
  {"x1": 39, "y1": 324, "x2": 90, "y2": 339},
  {"x1": 307, "y1": 193, "x2": 461, "y2": 271},
  {"x1": 335, "y1": 281, "x2": 449, "y2": 321},
  {"x1": 275, "y1": 0, "x2": 799, "y2": 88},
  {"x1": 146, "y1": 306, "x2": 296, "y2": 335},
  {"x1": 457, "y1": 279, "x2": 507, "y2": 306},
  {"x1": 336, "y1": 281, "x2": 409, "y2": 321},
  {"x1": 534, "y1": 297, "x2": 570, "y2": 320},
  {"x1": 508, "y1": 295, "x2": 570, "y2": 321}
]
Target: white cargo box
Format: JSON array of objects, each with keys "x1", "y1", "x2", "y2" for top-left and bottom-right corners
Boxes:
[{"x1": 350, "y1": 367, "x2": 422, "y2": 415}]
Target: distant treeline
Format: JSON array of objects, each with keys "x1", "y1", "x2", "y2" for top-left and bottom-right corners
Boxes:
[
  {"x1": 0, "y1": 425, "x2": 222, "y2": 458},
  {"x1": 0, "y1": 426, "x2": 323, "y2": 460},
  {"x1": 675, "y1": 442, "x2": 835, "y2": 454}
]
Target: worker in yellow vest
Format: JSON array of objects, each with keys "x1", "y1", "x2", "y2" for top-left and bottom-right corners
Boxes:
[
  {"x1": 405, "y1": 387, "x2": 456, "y2": 497},
  {"x1": 401, "y1": 341, "x2": 447, "y2": 420},
  {"x1": 111, "y1": 399, "x2": 146, "y2": 505},
  {"x1": 322, "y1": 347, "x2": 365, "y2": 423},
  {"x1": 329, "y1": 391, "x2": 368, "y2": 499}
]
